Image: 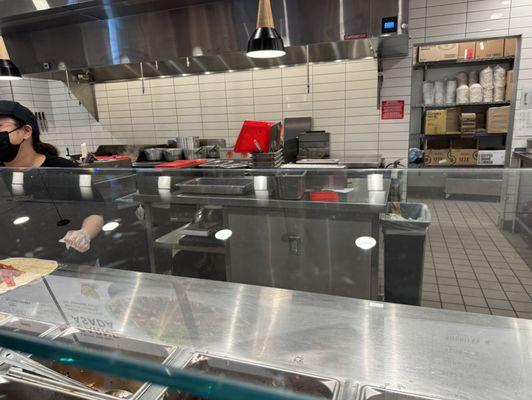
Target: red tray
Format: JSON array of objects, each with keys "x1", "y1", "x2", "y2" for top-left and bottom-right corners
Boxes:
[
  {"x1": 234, "y1": 120, "x2": 277, "y2": 153},
  {"x1": 155, "y1": 159, "x2": 207, "y2": 169}
]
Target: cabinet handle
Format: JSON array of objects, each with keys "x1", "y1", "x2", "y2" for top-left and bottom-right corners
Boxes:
[{"x1": 287, "y1": 235, "x2": 301, "y2": 256}]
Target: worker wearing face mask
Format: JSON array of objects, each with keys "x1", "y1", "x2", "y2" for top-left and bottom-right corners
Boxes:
[{"x1": 0, "y1": 100, "x2": 103, "y2": 253}]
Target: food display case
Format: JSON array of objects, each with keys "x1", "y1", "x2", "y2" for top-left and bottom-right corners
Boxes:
[
  {"x1": 0, "y1": 265, "x2": 530, "y2": 400},
  {"x1": 0, "y1": 166, "x2": 530, "y2": 400}
]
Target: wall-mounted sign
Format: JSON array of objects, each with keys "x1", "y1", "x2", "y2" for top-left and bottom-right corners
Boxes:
[
  {"x1": 344, "y1": 33, "x2": 368, "y2": 40},
  {"x1": 381, "y1": 100, "x2": 405, "y2": 120}
]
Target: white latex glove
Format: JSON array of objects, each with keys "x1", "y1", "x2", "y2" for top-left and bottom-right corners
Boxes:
[{"x1": 61, "y1": 229, "x2": 91, "y2": 253}]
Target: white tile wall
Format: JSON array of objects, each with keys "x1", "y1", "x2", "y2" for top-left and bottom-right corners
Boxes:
[
  {"x1": 92, "y1": 58, "x2": 405, "y2": 160},
  {"x1": 3, "y1": 0, "x2": 532, "y2": 160},
  {"x1": 0, "y1": 78, "x2": 111, "y2": 156}
]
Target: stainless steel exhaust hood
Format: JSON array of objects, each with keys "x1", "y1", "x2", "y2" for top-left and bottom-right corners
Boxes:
[{"x1": 0, "y1": 0, "x2": 408, "y2": 117}]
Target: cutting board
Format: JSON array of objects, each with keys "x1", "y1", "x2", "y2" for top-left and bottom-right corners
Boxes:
[{"x1": 155, "y1": 159, "x2": 207, "y2": 169}]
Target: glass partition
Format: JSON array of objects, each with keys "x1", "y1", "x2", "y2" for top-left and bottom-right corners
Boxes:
[{"x1": 0, "y1": 166, "x2": 530, "y2": 400}]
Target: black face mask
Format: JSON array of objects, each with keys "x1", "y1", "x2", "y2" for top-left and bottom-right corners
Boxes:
[{"x1": 0, "y1": 128, "x2": 21, "y2": 163}]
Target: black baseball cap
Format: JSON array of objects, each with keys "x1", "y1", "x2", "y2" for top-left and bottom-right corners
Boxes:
[{"x1": 0, "y1": 101, "x2": 39, "y2": 133}]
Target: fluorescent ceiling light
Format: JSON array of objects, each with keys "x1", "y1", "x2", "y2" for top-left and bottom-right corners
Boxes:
[
  {"x1": 13, "y1": 216, "x2": 30, "y2": 225},
  {"x1": 355, "y1": 236, "x2": 376, "y2": 250},
  {"x1": 102, "y1": 221, "x2": 120, "y2": 232},
  {"x1": 215, "y1": 229, "x2": 233, "y2": 241},
  {"x1": 32, "y1": 0, "x2": 50, "y2": 10}
]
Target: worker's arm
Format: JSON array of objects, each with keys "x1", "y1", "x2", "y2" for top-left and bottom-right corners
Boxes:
[{"x1": 62, "y1": 214, "x2": 104, "y2": 253}]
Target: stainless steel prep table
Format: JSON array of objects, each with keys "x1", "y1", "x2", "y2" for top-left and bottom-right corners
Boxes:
[
  {"x1": 134, "y1": 178, "x2": 390, "y2": 299},
  {"x1": 0, "y1": 265, "x2": 530, "y2": 400}
]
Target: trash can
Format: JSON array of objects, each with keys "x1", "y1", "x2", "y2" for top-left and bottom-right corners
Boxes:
[{"x1": 381, "y1": 203, "x2": 431, "y2": 305}]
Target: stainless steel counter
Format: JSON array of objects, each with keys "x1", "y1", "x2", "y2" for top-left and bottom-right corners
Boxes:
[
  {"x1": 0, "y1": 265, "x2": 531, "y2": 400},
  {"x1": 134, "y1": 178, "x2": 390, "y2": 213}
]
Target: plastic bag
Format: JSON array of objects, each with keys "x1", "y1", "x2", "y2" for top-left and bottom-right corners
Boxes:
[
  {"x1": 469, "y1": 83, "x2": 483, "y2": 103},
  {"x1": 469, "y1": 70, "x2": 479, "y2": 85},
  {"x1": 456, "y1": 72, "x2": 468, "y2": 87},
  {"x1": 445, "y1": 80, "x2": 457, "y2": 104},
  {"x1": 483, "y1": 87, "x2": 493, "y2": 102},
  {"x1": 423, "y1": 81, "x2": 435, "y2": 105},
  {"x1": 494, "y1": 65, "x2": 506, "y2": 87},
  {"x1": 480, "y1": 66, "x2": 493, "y2": 89},
  {"x1": 456, "y1": 85, "x2": 469, "y2": 104},
  {"x1": 434, "y1": 80, "x2": 445, "y2": 105},
  {"x1": 494, "y1": 86, "x2": 505, "y2": 102}
]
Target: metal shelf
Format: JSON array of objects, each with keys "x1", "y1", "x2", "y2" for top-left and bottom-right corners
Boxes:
[
  {"x1": 413, "y1": 102, "x2": 511, "y2": 109},
  {"x1": 422, "y1": 132, "x2": 507, "y2": 139},
  {"x1": 413, "y1": 56, "x2": 515, "y2": 69},
  {"x1": 155, "y1": 226, "x2": 225, "y2": 254}
]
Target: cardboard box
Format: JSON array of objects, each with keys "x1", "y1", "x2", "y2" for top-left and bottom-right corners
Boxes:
[
  {"x1": 475, "y1": 39, "x2": 504, "y2": 59},
  {"x1": 505, "y1": 70, "x2": 513, "y2": 102},
  {"x1": 504, "y1": 37, "x2": 517, "y2": 57},
  {"x1": 460, "y1": 113, "x2": 476, "y2": 135},
  {"x1": 458, "y1": 41, "x2": 476, "y2": 60},
  {"x1": 424, "y1": 140, "x2": 451, "y2": 166},
  {"x1": 477, "y1": 150, "x2": 506, "y2": 165},
  {"x1": 487, "y1": 106, "x2": 510, "y2": 133},
  {"x1": 450, "y1": 138, "x2": 478, "y2": 166},
  {"x1": 418, "y1": 43, "x2": 458, "y2": 62},
  {"x1": 446, "y1": 107, "x2": 461, "y2": 133},
  {"x1": 425, "y1": 110, "x2": 447, "y2": 135}
]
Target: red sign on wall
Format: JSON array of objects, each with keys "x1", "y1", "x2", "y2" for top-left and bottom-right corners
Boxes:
[{"x1": 381, "y1": 100, "x2": 405, "y2": 120}]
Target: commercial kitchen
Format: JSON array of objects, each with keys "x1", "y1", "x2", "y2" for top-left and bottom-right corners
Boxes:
[{"x1": 0, "y1": 1, "x2": 531, "y2": 400}]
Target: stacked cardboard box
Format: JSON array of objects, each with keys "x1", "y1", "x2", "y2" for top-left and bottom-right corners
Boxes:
[
  {"x1": 450, "y1": 139, "x2": 478, "y2": 166},
  {"x1": 460, "y1": 113, "x2": 476, "y2": 136},
  {"x1": 487, "y1": 106, "x2": 510, "y2": 133},
  {"x1": 425, "y1": 110, "x2": 447, "y2": 135},
  {"x1": 424, "y1": 140, "x2": 450, "y2": 166}
]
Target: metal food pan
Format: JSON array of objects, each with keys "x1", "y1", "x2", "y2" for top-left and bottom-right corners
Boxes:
[
  {"x1": 176, "y1": 178, "x2": 254, "y2": 195},
  {"x1": 358, "y1": 386, "x2": 446, "y2": 400},
  {"x1": 162, "y1": 353, "x2": 342, "y2": 400},
  {"x1": 0, "y1": 316, "x2": 56, "y2": 338},
  {"x1": 4, "y1": 327, "x2": 178, "y2": 400}
]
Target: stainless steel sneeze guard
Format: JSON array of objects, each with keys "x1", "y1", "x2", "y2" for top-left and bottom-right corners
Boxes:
[{"x1": 0, "y1": 266, "x2": 530, "y2": 400}]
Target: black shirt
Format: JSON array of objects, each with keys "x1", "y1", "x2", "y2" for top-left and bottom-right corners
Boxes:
[
  {"x1": 40, "y1": 155, "x2": 78, "y2": 168},
  {"x1": 0, "y1": 155, "x2": 77, "y2": 168}
]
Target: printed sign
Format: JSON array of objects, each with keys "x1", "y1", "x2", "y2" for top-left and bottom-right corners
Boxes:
[
  {"x1": 381, "y1": 100, "x2": 405, "y2": 120},
  {"x1": 344, "y1": 33, "x2": 368, "y2": 40}
]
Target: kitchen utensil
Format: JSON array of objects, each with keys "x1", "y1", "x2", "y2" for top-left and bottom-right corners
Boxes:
[
  {"x1": 0, "y1": 349, "x2": 88, "y2": 389},
  {"x1": 177, "y1": 177, "x2": 254, "y2": 195},
  {"x1": 42, "y1": 112, "x2": 48, "y2": 132},
  {"x1": 143, "y1": 148, "x2": 164, "y2": 161},
  {"x1": 253, "y1": 139, "x2": 263, "y2": 153},
  {"x1": 162, "y1": 148, "x2": 184, "y2": 161}
]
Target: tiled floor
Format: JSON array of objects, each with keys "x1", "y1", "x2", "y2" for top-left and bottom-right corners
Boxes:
[{"x1": 417, "y1": 198, "x2": 532, "y2": 319}]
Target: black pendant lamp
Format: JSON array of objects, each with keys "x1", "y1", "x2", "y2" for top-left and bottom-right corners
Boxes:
[
  {"x1": 0, "y1": 36, "x2": 22, "y2": 81},
  {"x1": 247, "y1": 0, "x2": 286, "y2": 59}
]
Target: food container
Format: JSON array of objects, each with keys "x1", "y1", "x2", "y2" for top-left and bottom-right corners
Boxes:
[
  {"x1": 163, "y1": 148, "x2": 184, "y2": 161},
  {"x1": 143, "y1": 148, "x2": 164, "y2": 161},
  {"x1": 162, "y1": 353, "x2": 341, "y2": 400},
  {"x1": 275, "y1": 170, "x2": 307, "y2": 200}
]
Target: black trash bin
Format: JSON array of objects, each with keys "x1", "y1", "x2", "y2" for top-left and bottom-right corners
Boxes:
[{"x1": 381, "y1": 203, "x2": 431, "y2": 305}]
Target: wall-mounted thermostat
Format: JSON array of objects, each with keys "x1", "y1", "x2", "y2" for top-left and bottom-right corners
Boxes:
[{"x1": 382, "y1": 16, "x2": 398, "y2": 34}]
